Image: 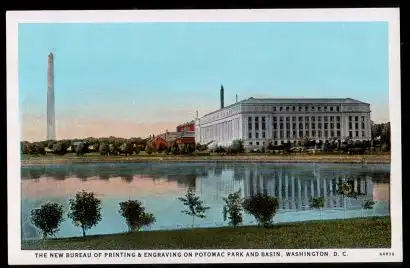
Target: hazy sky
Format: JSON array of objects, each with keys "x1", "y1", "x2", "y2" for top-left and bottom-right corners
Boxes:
[{"x1": 19, "y1": 22, "x2": 389, "y2": 142}]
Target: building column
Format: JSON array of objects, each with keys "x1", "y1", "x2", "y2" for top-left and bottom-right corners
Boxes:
[
  {"x1": 297, "y1": 176, "x2": 302, "y2": 210},
  {"x1": 291, "y1": 175, "x2": 296, "y2": 209}
]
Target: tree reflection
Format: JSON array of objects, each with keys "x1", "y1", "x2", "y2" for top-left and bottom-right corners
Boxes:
[{"x1": 120, "y1": 174, "x2": 134, "y2": 183}]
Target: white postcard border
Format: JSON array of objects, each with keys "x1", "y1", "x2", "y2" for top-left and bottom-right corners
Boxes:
[{"x1": 7, "y1": 8, "x2": 402, "y2": 264}]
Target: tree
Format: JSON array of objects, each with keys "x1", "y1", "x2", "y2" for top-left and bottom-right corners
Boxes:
[
  {"x1": 362, "y1": 199, "x2": 376, "y2": 217},
  {"x1": 177, "y1": 188, "x2": 210, "y2": 228},
  {"x1": 68, "y1": 190, "x2": 102, "y2": 237},
  {"x1": 310, "y1": 197, "x2": 325, "y2": 220},
  {"x1": 222, "y1": 189, "x2": 244, "y2": 227},
  {"x1": 230, "y1": 139, "x2": 245, "y2": 154},
  {"x1": 99, "y1": 143, "x2": 109, "y2": 155},
  {"x1": 118, "y1": 200, "x2": 156, "y2": 232},
  {"x1": 53, "y1": 141, "x2": 68, "y2": 155},
  {"x1": 243, "y1": 193, "x2": 279, "y2": 228},
  {"x1": 30, "y1": 202, "x2": 64, "y2": 239}
]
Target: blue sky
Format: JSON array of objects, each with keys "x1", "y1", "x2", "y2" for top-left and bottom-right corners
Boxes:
[{"x1": 18, "y1": 22, "x2": 389, "y2": 141}]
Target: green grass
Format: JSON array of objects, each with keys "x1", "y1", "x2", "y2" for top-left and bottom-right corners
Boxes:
[{"x1": 22, "y1": 217, "x2": 391, "y2": 250}]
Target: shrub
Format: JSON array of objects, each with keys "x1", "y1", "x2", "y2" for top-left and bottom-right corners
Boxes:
[
  {"x1": 68, "y1": 190, "x2": 102, "y2": 237},
  {"x1": 243, "y1": 193, "x2": 279, "y2": 227},
  {"x1": 30, "y1": 202, "x2": 64, "y2": 238},
  {"x1": 119, "y1": 200, "x2": 156, "y2": 231},
  {"x1": 222, "y1": 189, "x2": 244, "y2": 226}
]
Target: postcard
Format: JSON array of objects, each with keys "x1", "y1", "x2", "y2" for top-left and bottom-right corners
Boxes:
[{"x1": 7, "y1": 8, "x2": 402, "y2": 265}]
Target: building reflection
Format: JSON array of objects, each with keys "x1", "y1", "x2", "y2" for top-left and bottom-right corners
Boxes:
[{"x1": 197, "y1": 165, "x2": 380, "y2": 211}]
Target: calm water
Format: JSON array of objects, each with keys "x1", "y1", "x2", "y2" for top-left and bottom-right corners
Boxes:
[{"x1": 21, "y1": 162, "x2": 390, "y2": 239}]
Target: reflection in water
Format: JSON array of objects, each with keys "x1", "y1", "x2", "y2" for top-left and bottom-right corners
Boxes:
[{"x1": 21, "y1": 162, "x2": 390, "y2": 240}]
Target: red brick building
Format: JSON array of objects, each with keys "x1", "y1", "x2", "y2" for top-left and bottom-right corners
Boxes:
[{"x1": 150, "y1": 121, "x2": 196, "y2": 150}]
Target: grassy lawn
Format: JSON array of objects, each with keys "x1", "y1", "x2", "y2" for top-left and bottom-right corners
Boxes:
[{"x1": 22, "y1": 217, "x2": 390, "y2": 250}]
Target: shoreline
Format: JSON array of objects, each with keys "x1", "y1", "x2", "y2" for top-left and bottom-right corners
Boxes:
[
  {"x1": 21, "y1": 216, "x2": 391, "y2": 250},
  {"x1": 21, "y1": 154, "x2": 391, "y2": 166}
]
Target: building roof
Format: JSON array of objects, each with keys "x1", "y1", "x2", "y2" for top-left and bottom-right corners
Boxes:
[{"x1": 201, "y1": 97, "x2": 369, "y2": 118}]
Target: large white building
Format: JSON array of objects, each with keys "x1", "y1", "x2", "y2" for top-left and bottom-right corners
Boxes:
[{"x1": 195, "y1": 86, "x2": 371, "y2": 149}]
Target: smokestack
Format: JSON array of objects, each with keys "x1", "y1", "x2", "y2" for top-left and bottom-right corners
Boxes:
[
  {"x1": 196, "y1": 110, "x2": 198, "y2": 118},
  {"x1": 220, "y1": 84, "x2": 224, "y2": 109},
  {"x1": 47, "y1": 52, "x2": 56, "y2": 141},
  {"x1": 236, "y1": 94, "x2": 238, "y2": 103}
]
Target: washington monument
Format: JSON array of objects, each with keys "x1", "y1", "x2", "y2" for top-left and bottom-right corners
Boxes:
[{"x1": 47, "y1": 52, "x2": 56, "y2": 140}]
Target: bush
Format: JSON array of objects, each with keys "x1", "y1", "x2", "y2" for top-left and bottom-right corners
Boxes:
[
  {"x1": 119, "y1": 200, "x2": 156, "y2": 231},
  {"x1": 68, "y1": 190, "x2": 102, "y2": 237},
  {"x1": 30, "y1": 202, "x2": 64, "y2": 238},
  {"x1": 243, "y1": 193, "x2": 279, "y2": 227},
  {"x1": 222, "y1": 189, "x2": 244, "y2": 227}
]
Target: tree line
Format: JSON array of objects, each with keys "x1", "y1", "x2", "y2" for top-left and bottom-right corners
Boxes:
[{"x1": 29, "y1": 179, "x2": 376, "y2": 239}]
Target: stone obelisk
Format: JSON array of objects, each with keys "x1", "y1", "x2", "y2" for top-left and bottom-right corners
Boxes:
[{"x1": 47, "y1": 52, "x2": 56, "y2": 140}]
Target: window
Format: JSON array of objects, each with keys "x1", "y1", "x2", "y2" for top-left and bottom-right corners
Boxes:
[
  {"x1": 336, "y1": 106, "x2": 340, "y2": 112},
  {"x1": 337, "y1": 131, "x2": 341, "y2": 137},
  {"x1": 262, "y1": 132, "x2": 266, "y2": 138},
  {"x1": 256, "y1": 142, "x2": 259, "y2": 145},
  {"x1": 286, "y1": 117, "x2": 290, "y2": 122},
  {"x1": 280, "y1": 107, "x2": 283, "y2": 111},
  {"x1": 330, "y1": 123, "x2": 334, "y2": 129},
  {"x1": 305, "y1": 116, "x2": 309, "y2": 121},
  {"x1": 324, "y1": 106, "x2": 328, "y2": 111},
  {"x1": 330, "y1": 107, "x2": 334, "y2": 112},
  {"x1": 274, "y1": 132, "x2": 277, "y2": 138},
  {"x1": 293, "y1": 131, "x2": 296, "y2": 137},
  {"x1": 274, "y1": 141, "x2": 278, "y2": 145},
  {"x1": 262, "y1": 117, "x2": 266, "y2": 130},
  {"x1": 362, "y1": 131, "x2": 365, "y2": 137},
  {"x1": 312, "y1": 106, "x2": 315, "y2": 111},
  {"x1": 298, "y1": 117, "x2": 303, "y2": 121},
  {"x1": 312, "y1": 116, "x2": 316, "y2": 122},
  {"x1": 305, "y1": 123, "x2": 309, "y2": 129},
  {"x1": 280, "y1": 117, "x2": 284, "y2": 121},
  {"x1": 355, "y1": 123, "x2": 358, "y2": 129},
  {"x1": 318, "y1": 131, "x2": 322, "y2": 137},
  {"x1": 349, "y1": 122, "x2": 352, "y2": 129},
  {"x1": 336, "y1": 116, "x2": 340, "y2": 122},
  {"x1": 312, "y1": 131, "x2": 315, "y2": 137},
  {"x1": 318, "y1": 123, "x2": 322, "y2": 129},
  {"x1": 292, "y1": 116, "x2": 296, "y2": 121},
  {"x1": 255, "y1": 122, "x2": 259, "y2": 130},
  {"x1": 273, "y1": 117, "x2": 277, "y2": 122},
  {"x1": 349, "y1": 116, "x2": 352, "y2": 121},
  {"x1": 324, "y1": 123, "x2": 328, "y2": 129},
  {"x1": 331, "y1": 131, "x2": 334, "y2": 137},
  {"x1": 305, "y1": 131, "x2": 309, "y2": 137},
  {"x1": 355, "y1": 131, "x2": 359, "y2": 137},
  {"x1": 337, "y1": 123, "x2": 340, "y2": 129},
  {"x1": 286, "y1": 131, "x2": 290, "y2": 138},
  {"x1": 273, "y1": 123, "x2": 277, "y2": 130},
  {"x1": 286, "y1": 123, "x2": 290, "y2": 129},
  {"x1": 256, "y1": 132, "x2": 259, "y2": 139},
  {"x1": 292, "y1": 106, "x2": 296, "y2": 111},
  {"x1": 318, "y1": 106, "x2": 322, "y2": 111},
  {"x1": 292, "y1": 123, "x2": 296, "y2": 129},
  {"x1": 248, "y1": 132, "x2": 252, "y2": 139},
  {"x1": 355, "y1": 116, "x2": 358, "y2": 121},
  {"x1": 362, "y1": 122, "x2": 365, "y2": 129},
  {"x1": 349, "y1": 131, "x2": 352, "y2": 138},
  {"x1": 249, "y1": 142, "x2": 253, "y2": 145},
  {"x1": 299, "y1": 106, "x2": 302, "y2": 111},
  {"x1": 361, "y1": 116, "x2": 365, "y2": 121},
  {"x1": 280, "y1": 123, "x2": 283, "y2": 129},
  {"x1": 280, "y1": 131, "x2": 284, "y2": 138},
  {"x1": 305, "y1": 106, "x2": 308, "y2": 111},
  {"x1": 299, "y1": 131, "x2": 303, "y2": 137},
  {"x1": 311, "y1": 123, "x2": 315, "y2": 129},
  {"x1": 325, "y1": 130, "x2": 328, "y2": 137},
  {"x1": 273, "y1": 107, "x2": 277, "y2": 112},
  {"x1": 324, "y1": 116, "x2": 328, "y2": 122},
  {"x1": 286, "y1": 106, "x2": 289, "y2": 111},
  {"x1": 299, "y1": 123, "x2": 303, "y2": 129}
]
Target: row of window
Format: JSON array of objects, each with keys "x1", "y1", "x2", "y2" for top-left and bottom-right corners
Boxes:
[
  {"x1": 272, "y1": 122, "x2": 341, "y2": 130},
  {"x1": 273, "y1": 105, "x2": 340, "y2": 112},
  {"x1": 248, "y1": 130, "x2": 366, "y2": 139}
]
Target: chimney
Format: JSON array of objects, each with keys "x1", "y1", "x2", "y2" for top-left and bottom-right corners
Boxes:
[
  {"x1": 236, "y1": 94, "x2": 238, "y2": 103},
  {"x1": 220, "y1": 85, "x2": 224, "y2": 109},
  {"x1": 196, "y1": 110, "x2": 198, "y2": 118}
]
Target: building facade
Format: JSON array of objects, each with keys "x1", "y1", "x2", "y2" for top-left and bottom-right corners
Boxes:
[{"x1": 195, "y1": 97, "x2": 371, "y2": 150}]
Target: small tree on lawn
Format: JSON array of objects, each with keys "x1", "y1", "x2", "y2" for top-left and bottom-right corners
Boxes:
[
  {"x1": 30, "y1": 202, "x2": 64, "y2": 239},
  {"x1": 222, "y1": 189, "x2": 244, "y2": 227},
  {"x1": 178, "y1": 188, "x2": 210, "y2": 228},
  {"x1": 68, "y1": 190, "x2": 102, "y2": 237},
  {"x1": 310, "y1": 197, "x2": 325, "y2": 220},
  {"x1": 362, "y1": 199, "x2": 376, "y2": 217},
  {"x1": 243, "y1": 193, "x2": 279, "y2": 228},
  {"x1": 119, "y1": 200, "x2": 156, "y2": 232}
]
